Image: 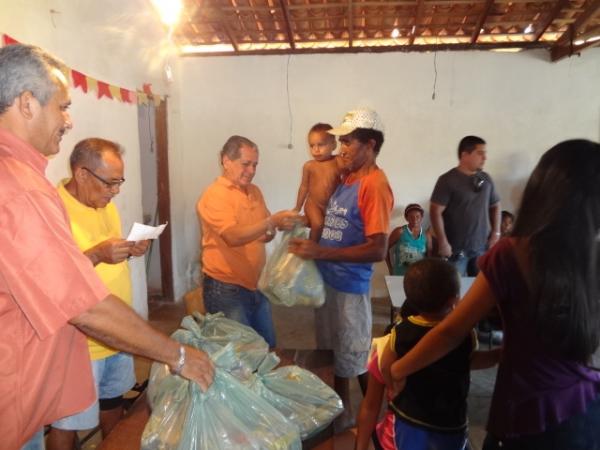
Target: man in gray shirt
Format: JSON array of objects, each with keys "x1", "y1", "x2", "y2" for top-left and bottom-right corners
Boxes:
[{"x1": 430, "y1": 135, "x2": 501, "y2": 276}]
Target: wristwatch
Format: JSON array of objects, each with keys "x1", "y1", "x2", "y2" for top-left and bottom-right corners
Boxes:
[{"x1": 171, "y1": 345, "x2": 186, "y2": 375}]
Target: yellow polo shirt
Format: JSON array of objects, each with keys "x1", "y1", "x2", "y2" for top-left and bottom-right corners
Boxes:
[{"x1": 57, "y1": 180, "x2": 132, "y2": 360}]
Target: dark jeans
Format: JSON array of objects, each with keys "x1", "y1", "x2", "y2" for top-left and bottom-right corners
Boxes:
[
  {"x1": 202, "y1": 275, "x2": 276, "y2": 347},
  {"x1": 448, "y1": 248, "x2": 485, "y2": 277},
  {"x1": 483, "y1": 396, "x2": 600, "y2": 450}
]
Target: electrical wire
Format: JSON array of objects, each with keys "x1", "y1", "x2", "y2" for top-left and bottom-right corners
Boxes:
[
  {"x1": 286, "y1": 54, "x2": 293, "y2": 149},
  {"x1": 432, "y1": 50, "x2": 438, "y2": 100}
]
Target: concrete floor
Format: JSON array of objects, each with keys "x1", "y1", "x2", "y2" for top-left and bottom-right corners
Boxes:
[{"x1": 80, "y1": 296, "x2": 496, "y2": 449}]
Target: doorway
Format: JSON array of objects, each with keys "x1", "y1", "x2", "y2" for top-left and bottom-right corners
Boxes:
[{"x1": 138, "y1": 99, "x2": 174, "y2": 301}]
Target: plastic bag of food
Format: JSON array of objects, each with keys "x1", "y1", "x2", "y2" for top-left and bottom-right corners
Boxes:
[
  {"x1": 147, "y1": 314, "x2": 263, "y2": 408},
  {"x1": 184, "y1": 312, "x2": 269, "y2": 372},
  {"x1": 245, "y1": 352, "x2": 343, "y2": 439},
  {"x1": 259, "y1": 226, "x2": 325, "y2": 307},
  {"x1": 142, "y1": 345, "x2": 302, "y2": 450}
]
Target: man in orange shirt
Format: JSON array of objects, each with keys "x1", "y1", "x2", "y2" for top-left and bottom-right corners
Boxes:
[
  {"x1": 0, "y1": 44, "x2": 213, "y2": 450},
  {"x1": 197, "y1": 135, "x2": 299, "y2": 347},
  {"x1": 289, "y1": 108, "x2": 394, "y2": 430}
]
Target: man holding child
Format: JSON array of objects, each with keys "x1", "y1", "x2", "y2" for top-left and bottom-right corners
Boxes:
[{"x1": 289, "y1": 108, "x2": 394, "y2": 429}]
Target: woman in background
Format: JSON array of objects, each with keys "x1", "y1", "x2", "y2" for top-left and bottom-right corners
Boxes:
[{"x1": 386, "y1": 204, "x2": 432, "y2": 276}]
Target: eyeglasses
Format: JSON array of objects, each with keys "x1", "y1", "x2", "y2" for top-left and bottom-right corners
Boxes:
[{"x1": 83, "y1": 167, "x2": 125, "y2": 188}]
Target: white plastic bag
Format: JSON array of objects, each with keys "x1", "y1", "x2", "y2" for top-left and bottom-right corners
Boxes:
[{"x1": 259, "y1": 226, "x2": 325, "y2": 307}]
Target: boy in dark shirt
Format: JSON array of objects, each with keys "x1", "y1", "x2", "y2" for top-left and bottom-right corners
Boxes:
[{"x1": 380, "y1": 258, "x2": 500, "y2": 450}]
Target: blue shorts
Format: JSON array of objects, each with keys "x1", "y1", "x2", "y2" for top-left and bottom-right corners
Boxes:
[
  {"x1": 394, "y1": 417, "x2": 467, "y2": 450},
  {"x1": 53, "y1": 352, "x2": 135, "y2": 430},
  {"x1": 20, "y1": 429, "x2": 44, "y2": 450}
]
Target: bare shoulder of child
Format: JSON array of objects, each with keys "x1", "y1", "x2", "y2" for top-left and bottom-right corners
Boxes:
[{"x1": 307, "y1": 156, "x2": 340, "y2": 205}]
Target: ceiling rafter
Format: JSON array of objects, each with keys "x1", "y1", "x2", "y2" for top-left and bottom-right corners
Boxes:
[
  {"x1": 471, "y1": 0, "x2": 495, "y2": 43},
  {"x1": 181, "y1": 40, "x2": 549, "y2": 57},
  {"x1": 210, "y1": 0, "x2": 240, "y2": 51},
  {"x1": 198, "y1": 0, "x2": 572, "y2": 13},
  {"x1": 409, "y1": 0, "x2": 426, "y2": 45},
  {"x1": 551, "y1": 0, "x2": 600, "y2": 60},
  {"x1": 532, "y1": 0, "x2": 571, "y2": 41},
  {"x1": 278, "y1": 0, "x2": 296, "y2": 48},
  {"x1": 348, "y1": 0, "x2": 354, "y2": 46},
  {"x1": 177, "y1": 0, "x2": 599, "y2": 58}
]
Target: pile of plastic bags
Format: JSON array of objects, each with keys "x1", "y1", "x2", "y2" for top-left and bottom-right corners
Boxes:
[
  {"x1": 244, "y1": 353, "x2": 344, "y2": 439},
  {"x1": 142, "y1": 312, "x2": 342, "y2": 450},
  {"x1": 258, "y1": 226, "x2": 325, "y2": 307}
]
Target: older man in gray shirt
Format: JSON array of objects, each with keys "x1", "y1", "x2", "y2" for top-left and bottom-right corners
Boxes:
[{"x1": 430, "y1": 135, "x2": 501, "y2": 276}]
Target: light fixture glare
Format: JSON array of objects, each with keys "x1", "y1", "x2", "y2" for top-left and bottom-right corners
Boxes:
[{"x1": 151, "y1": 0, "x2": 183, "y2": 27}]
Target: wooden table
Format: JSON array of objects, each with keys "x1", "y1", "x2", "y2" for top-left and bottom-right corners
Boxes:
[
  {"x1": 385, "y1": 275, "x2": 476, "y2": 322},
  {"x1": 98, "y1": 349, "x2": 335, "y2": 450}
]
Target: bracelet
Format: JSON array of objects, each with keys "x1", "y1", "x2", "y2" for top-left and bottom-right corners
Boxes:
[{"x1": 171, "y1": 345, "x2": 186, "y2": 376}]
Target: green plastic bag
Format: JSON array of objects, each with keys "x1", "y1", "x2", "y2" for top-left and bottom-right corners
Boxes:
[
  {"x1": 245, "y1": 352, "x2": 343, "y2": 439},
  {"x1": 147, "y1": 313, "x2": 268, "y2": 409},
  {"x1": 142, "y1": 345, "x2": 302, "y2": 450},
  {"x1": 185, "y1": 312, "x2": 269, "y2": 373},
  {"x1": 259, "y1": 226, "x2": 325, "y2": 307}
]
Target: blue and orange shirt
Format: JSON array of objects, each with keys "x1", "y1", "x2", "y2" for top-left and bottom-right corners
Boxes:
[{"x1": 317, "y1": 167, "x2": 393, "y2": 294}]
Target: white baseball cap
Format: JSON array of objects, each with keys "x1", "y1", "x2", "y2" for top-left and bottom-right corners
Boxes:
[{"x1": 328, "y1": 108, "x2": 385, "y2": 136}]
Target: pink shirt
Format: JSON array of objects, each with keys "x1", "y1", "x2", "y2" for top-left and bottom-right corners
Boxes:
[
  {"x1": 367, "y1": 336, "x2": 397, "y2": 450},
  {"x1": 0, "y1": 129, "x2": 109, "y2": 449}
]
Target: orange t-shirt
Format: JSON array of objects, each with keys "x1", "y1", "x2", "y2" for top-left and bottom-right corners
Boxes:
[
  {"x1": 0, "y1": 129, "x2": 109, "y2": 449},
  {"x1": 197, "y1": 176, "x2": 269, "y2": 290}
]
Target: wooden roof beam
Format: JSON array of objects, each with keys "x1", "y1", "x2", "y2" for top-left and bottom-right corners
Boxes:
[
  {"x1": 552, "y1": 35, "x2": 600, "y2": 60},
  {"x1": 409, "y1": 0, "x2": 425, "y2": 45},
  {"x1": 471, "y1": 0, "x2": 495, "y2": 44},
  {"x1": 221, "y1": 20, "x2": 240, "y2": 52},
  {"x1": 278, "y1": 0, "x2": 296, "y2": 49},
  {"x1": 551, "y1": 25, "x2": 600, "y2": 60},
  {"x1": 181, "y1": 40, "x2": 549, "y2": 56},
  {"x1": 207, "y1": 0, "x2": 240, "y2": 52},
  {"x1": 532, "y1": 0, "x2": 571, "y2": 41},
  {"x1": 551, "y1": 0, "x2": 600, "y2": 61},
  {"x1": 205, "y1": 0, "x2": 540, "y2": 12},
  {"x1": 348, "y1": 0, "x2": 354, "y2": 46}
]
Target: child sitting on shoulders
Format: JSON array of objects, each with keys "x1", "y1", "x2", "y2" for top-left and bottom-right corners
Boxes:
[
  {"x1": 294, "y1": 123, "x2": 340, "y2": 241},
  {"x1": 355, "y1": 258, "x2": 500, "y2": 450}
]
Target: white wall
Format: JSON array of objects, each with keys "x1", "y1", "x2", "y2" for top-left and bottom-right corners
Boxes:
[
  {"x1": 3, "y1": 2, "x2": 599, "y2": 301},
  {"x1": 168, "y1": 49, "x2": 600, "y2": 298},
  {"x1": 0, "y1": 0, "x2": 170, "y2": 316}
]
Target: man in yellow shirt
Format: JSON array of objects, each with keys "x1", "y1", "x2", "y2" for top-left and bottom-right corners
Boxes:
[{"x1": 48, "y1": 138, "x2": 149, "y2": 449}]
